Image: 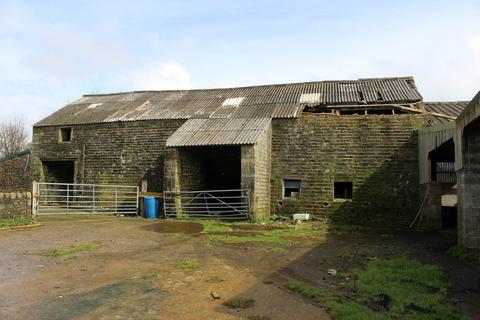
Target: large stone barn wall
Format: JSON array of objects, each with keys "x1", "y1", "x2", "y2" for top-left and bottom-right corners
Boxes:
[
  {"x1": 32, "y1": 120, "x2": 185, "y2": 192},
  {"x1": 270, "y1": 114, "x2": 427, "y2": 226}
]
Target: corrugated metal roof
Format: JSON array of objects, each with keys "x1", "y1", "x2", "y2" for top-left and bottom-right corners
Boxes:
[
  {"x1": 424, "y1": 101, "x2": 469, "y2": 124},
  {"x1": 35, "y1": 77, "x2": 422, "y2": 127},
  {"x1": 166, "y1": 118, "x2": 271, "y2": 147}
]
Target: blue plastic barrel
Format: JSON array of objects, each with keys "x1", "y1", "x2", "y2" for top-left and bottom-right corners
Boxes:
[{"x1": 144, "y1": 197, "x2": 158, "y2": 218}]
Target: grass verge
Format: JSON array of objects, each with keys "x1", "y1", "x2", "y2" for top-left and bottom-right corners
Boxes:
[
  {"x1": 287, "y1": 257, "x2": 463, "y2": 320},
  {"x1": 176, "y1": 259, "x2": 200, "y2": 269},
  {"x1": 0, "y1": 217, "x2": 36, "y2": 228},
  {"x1": 45, "y1": 243, "x2": 98, "y2": 256}
]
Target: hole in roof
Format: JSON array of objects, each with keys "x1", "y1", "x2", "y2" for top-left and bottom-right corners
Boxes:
[
  {"x1": 87, "y1": 103, "x2": 103, "y2": 109},
  {"x1": 299, "y1": 93, "x2": 321, "y2": 104},
  {"x1": 376, "y1": 91, "x2": 384, "y2": 101},
  {"x1": 222, "y1": 97, "x2": 244, "y2": 108}
]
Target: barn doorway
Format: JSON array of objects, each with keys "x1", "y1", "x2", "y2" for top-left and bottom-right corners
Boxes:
[
  {"x1": 429, "y1": 139, "x2": 457, "y2": 229},
  {"x1": 42, "y1": 161, "x2": 75, "y2": 184},
  {"x1": 164, "y1": 146, "x2": 249, "y2": 219},
  {"x1": 179, "y1": 146, "x2": 241, "y2": 191}
]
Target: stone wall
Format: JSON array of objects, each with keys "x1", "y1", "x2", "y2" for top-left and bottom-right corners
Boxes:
[
  {"x1": 271, "y1": 113, "x2": 427, "y2": 226},
  {"x1": 33, "y1": 120, "x2": 185, "y2": 192},
  {"x1": 0, "y1": 152, "x2": 41, "y2": 192},
  {"x1": 458, "y1": 119, "x2": 480, "y2": 248},
  {"x1": 0, "y1": 192, "x2": 32, "y2": 219},
  {"x1": 253, "y1": 122, "x2": 272, "y2": 218}
]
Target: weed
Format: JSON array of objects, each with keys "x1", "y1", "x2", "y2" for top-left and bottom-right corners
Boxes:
[
  {"x1": 448, "y1": 245, "x2": 480, "y2": 263},
  {"x1": 337, "y1": 248, "x2": 355, "y2": 260},
  {"x1": 0, "y1": 217, "x2": 36, "y2": 228},
  {"x1": 45, "y1": 243, "x2": 98, "y2": 257},
  {"x1": 271, "y1": 247, "x2": 289, "y2": 254},
  {"x1": 287, "y1": 257, "x2": 464, "y2": 320},
  {"x1": 175, "y1": 259, "x2": 200, "y2": 269},
  {"x1": 223, "y1": 297, "x2": 255, "y2": 309}
]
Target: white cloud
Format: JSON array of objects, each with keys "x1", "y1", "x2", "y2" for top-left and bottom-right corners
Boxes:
[{"x1": 111, "y1": 61, "x2": 192, "y2": 91}]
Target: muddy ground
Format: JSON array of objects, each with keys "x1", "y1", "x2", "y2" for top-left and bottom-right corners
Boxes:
[{"x1": 0, "y1": 216, "x2": 479, "y2": 320}]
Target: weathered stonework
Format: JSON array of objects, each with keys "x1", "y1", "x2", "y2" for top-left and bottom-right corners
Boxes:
[
  {"x1": 457, "y1": 120, "x2": 480, "y2": 248},
  {"x1": 0, "y1": 152, "x2": 41, "y2": 192},
  {"x1": 33, "y1": 120, "x2": 185, "y2": 191},
  {"x1": 271, "y1": 114, "x2": 427, "y2": 226},
  {"x1": 0, "y1": 192, "x2": 32, "y2": 219}
]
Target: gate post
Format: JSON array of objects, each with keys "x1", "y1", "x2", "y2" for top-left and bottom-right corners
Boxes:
[{"x1": 31, "y1": 181, "x2": 38, "y2": 218}]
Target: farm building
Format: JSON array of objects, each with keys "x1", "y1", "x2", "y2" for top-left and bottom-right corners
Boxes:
[
  {"x1": 419, "y1": 91, "x2": 480, "y2": 248},
  {"x1": 32, "y1": 76, "x2": 460, "y2": 224}
]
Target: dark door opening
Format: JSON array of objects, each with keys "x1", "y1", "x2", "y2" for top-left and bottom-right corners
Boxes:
[
  {"x1": 42, "y1": 161, "x2": 75, "y2": 184},
  {"x1": 205, "y1": 147, "x2": 241, "y2": 190}
]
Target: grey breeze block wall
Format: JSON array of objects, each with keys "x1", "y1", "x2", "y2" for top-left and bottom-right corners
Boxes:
[
  {"x1": 270, "y1": 113, "x2": 427, "y2": 226},
  {"x1": 33, "y1": 120, "x2": 185, "y2": 192},
  {"x1": 458, "y1": 120, "x2": 480, "y2": 248},
  {"x1": 0, "y1": 192, "x2": 32, "y2": 219}
]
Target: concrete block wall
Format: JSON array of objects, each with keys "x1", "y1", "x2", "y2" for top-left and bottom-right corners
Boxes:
[
  {"x1": 33, "y1": 120, "x2": 185, "y2": 192},
  {"x1": 271, "y1": 114, "x2": 427, "y2": 226},
  {"x1": 0, "y1": 192, "x2": 32, "y2": 219}
]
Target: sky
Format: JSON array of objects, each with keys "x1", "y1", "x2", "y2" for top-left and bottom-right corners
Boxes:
[{"x1": 1, "y1": 0, "x2": 479, "y2": 132}]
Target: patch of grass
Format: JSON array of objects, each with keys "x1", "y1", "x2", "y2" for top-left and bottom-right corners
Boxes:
[
  {"x1": 271, "y1": 247, "x2": 289, "y2": 254},
  {"x1": 0, "y1": 217, "x2": 36, "y2": 228},
  {"x1": 287, "y1": 257, "x2": 464, "y2": 320},
  {"x1": 206, "y1": 275, "x2": 224, "y2": 283},
  {"x1": 175, "y1": 259, "x2": 200, "y2": 269},
  {"x1": 223, "y1": 297, "x2": 255, "y2": 309},
  {"x1": 207, "y1": 225, "x2": 325, "y2": 246},
  {"x1": 46, "y1": 243, "x2": 98, "y2": 257},
  {"x1": 208, "y1": 233, "x2": 291, "y2": 245},
  {"x1": 448, "y1": 245, "x2": 480, "y2": 264},
  {"x1": 200, "y1": 220, "x2": 232, "y2": 232}
]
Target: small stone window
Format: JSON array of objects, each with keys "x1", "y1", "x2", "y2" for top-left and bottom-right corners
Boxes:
[
  {"x1": 334, "y1": 181, "x2": 352, "y2": 200},
  {"x1": 283, "y1": 179, "x2": 301, "y2": 198},
  {"x1": 59, "y1": 127, "x2": 72, "y2": 143}
]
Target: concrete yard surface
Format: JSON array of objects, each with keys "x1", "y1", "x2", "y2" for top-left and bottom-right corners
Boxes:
[{"x1": 0, "y1": 216, "x2": 479, "y2": 320}]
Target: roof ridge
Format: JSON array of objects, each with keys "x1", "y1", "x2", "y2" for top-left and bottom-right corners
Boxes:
[
  {"x1": 424, "y1": 101, "x2": 470, "y2": 104},
  {"x1": 82, "y1": 76, "x2": 417, "y2": 97}
]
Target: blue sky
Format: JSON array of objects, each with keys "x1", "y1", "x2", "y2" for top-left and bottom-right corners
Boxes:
[{"x1": 1, "y1": 0, "x2": 480, "y2": 130}]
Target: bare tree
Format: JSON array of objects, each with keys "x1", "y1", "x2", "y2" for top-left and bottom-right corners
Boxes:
[{"x1": 0, "y1": 118, "x2": 28, "y2": 158}]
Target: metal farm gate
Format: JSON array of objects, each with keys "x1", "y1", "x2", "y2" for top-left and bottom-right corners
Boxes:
[
  {"x1": 34, "y1": 182, "x2": 139, "y2": 215},
  {"x1": 164, "y1": 189, "x2": 251, "y2": 220}
]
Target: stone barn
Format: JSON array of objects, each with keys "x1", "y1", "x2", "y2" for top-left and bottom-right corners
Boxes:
[
  {"x1": 33, "y1": 77, "x2": 442, "y2": 224},
  {"x1": 419, "y1": 91, "x2": 480, "y2": 248}
]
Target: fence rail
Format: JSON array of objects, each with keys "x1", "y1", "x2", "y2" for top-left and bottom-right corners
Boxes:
[
  {"x1": 164, "y1": 189, "x2": 250, "y2": 220},
  {"x1": 34, "y1": 182, "x2": 139, "y2": 215}
]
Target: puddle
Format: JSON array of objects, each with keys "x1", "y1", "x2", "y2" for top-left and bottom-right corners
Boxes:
[
  {"x1": 26, "y1": 274, "x2": 165, "y2": 320},
  {"x1": 143, "y1": 221, "x2": 204, "y2": 234}
]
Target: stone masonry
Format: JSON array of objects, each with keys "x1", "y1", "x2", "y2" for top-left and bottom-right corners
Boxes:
[
  {"x1": 0, "y1": 192, "x2": 32, "y2": 219},
  {"x1": 457, "y1": 119, "x2": 480, "y2": 248},
  {"x1": 33, "y1": 120, "x2": 185, "y2": 192},
  {"x1": 271, "y1": 113, "x2": 427, "y2": 226}
]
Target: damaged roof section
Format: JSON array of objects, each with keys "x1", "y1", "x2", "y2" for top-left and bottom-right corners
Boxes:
[
  {"x1": 424, "y1": 101, "x2": 470, "y2": 124},
  {"x1": 34, "y1": 77, "x2": 422, "y2": 127},
  {"x1": 166, "y1": 117, "x2": 271, "y2": 147}
]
